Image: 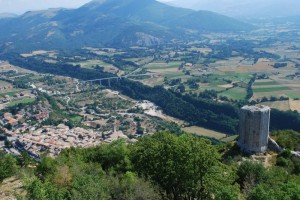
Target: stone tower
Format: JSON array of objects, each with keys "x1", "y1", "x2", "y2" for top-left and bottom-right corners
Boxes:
[{"x1": 238, "y1": 105, "x2": 270, "y2": 153}]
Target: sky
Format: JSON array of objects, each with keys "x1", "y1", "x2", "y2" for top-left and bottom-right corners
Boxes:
[
  {"x1": 0, "y1": 0, "x2": 170, "y2": 14},
  {"x1": 0, "y1": 0, "x2": 298, "y2": 18},
  {"x1": 0, "y1": 0, "x2": 93, "y2": 14}
]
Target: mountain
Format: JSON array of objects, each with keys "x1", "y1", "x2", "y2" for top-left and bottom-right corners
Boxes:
[
  {"x1": 0, "y1": 0, "x2": 252, "y2": 51},
  {"x1": 166, "y1": 0, "x2": 300, "y2": 18}
]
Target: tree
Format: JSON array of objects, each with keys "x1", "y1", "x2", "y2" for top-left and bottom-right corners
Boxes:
[
  {"x1": 19, "y1": 151, "x2": 32, "y2": 167},
  {"x1": 177, "y1": 84, "x2": 185, "y2": 93},
  {"x1": 0, "y1": 153, "x2": 18, "y2": 182},
  {"x1": 130, "y1": 132, "x2": 239, "y2": 199},
  {"x1": 237, "y1": 161, "x2": 268, "y2": 195},
  {"x1": 248, "y1": 182, "x2": 300, "y2": 200},
  {"x1": 36, "y1": 156, "x2": 57, "y2": 179},
  {"x1": 27, "y1": 178, "x2": 68, "y2": 200}
]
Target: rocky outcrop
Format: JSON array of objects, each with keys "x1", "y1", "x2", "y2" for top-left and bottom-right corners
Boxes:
[
  {"x1": 268, "y1": 137, "x2": 300, "y2": 158},
  {"x1": 268, "y1": 137, "x2": 283, "y2": 153},
  {"x1": 291, "y1": 151, "x2": 300, "y2": 158}
]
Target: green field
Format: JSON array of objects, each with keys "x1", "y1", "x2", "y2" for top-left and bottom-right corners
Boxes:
[
  {"x1": 145, "y1": 61, "x2": 183, "y2": 69},
  {"x1": 124, "y1": 57, "x2": 153, "y2": 65},
  {"x1": 0, "y1": 90, "x2": 23, "y2": 98},
  {"x1": 70, "y1": 116, "x2": 83, "y2": 123},
  {"x1": 7, "y1": 98, "x2": 35, "y2": 107},
  {"x1": 220, "y1": 135, "x2": 238, "y2": 142},
  {"x1": 254, "y1": 81, "x2": 278, "y2": 86},
  {"x1": 220, "y1": 87, "x2": 247, "y2": 100},
  {"x1": 146, "y1": 64, "x2": 180, "y2": 70},
  {"x1": 71, "y1": 60, "x2": 112, "y2": 69},
  {"x1": 253, "y1": 87, "x2": 291, "y2": 93},
  {"x1": 287, "y1": 93, "x2": 300, "y2": 99},
  {"x1": 182, "y1": 126, "x2": 227, "y2": 140}
]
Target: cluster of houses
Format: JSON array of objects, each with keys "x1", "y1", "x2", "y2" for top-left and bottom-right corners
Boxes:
[
  {"x1": 0, "y1": 105, "x2": 51, "y2": 152},
  {"x1": 0, "y1": 112, "x2": 22, "y2": 127},
  {"x1": 16, "y1": 124, "x2": 102, "y2": 158},
  {"x1": 15, "y1": 124, "x2": 137, "y2": 158},
  {"x1": 1, "y1": 106, "x2": 139, "y2": 159},
  {"x1": 0, "y1": 106, "x2": 49, "y2": 130}
]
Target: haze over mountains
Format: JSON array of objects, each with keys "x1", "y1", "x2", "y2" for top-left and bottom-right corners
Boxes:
[
  {"x1": 165, "y1": 0, "x2": 300, "y2": 18},
  {"x1": 0, "y1": 13, "x2": 18, "y2": 19},
  {"x1": 0, "y1": 0, "x2": 251, "y2": 51}
]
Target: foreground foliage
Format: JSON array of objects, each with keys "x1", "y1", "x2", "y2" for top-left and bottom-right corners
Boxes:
[
  {"x1": 131, "y1": 132, "x2": 239, "y2": 199},
  {"x1": 1, "y1": 132, "x2": 300, "y2": 199}
]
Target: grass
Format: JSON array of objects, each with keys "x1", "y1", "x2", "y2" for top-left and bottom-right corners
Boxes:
[
  {"x1": 253, "y1": 87, "x2": 290, "y2": 93},
  {"x1": 0, "y1": 80, "x2": 11, "y2": 86},
  {"x1": 182, "y1": 126, "x2": 227, "y2": 140},
  {"x1": 221, "y1": 135, "x2": 238, "y2": 142},
  {"x1": 7, "y1": 98, "x2": 35, "y2": 107},
  {"x1": 70, "y1": 116, "x2": 82, "y2": 123},
  {"x1": 254, "y1": 81, "x2": 278, "y2": 86},
  {"x1": 146, "y1": 64, "x2": 180, "y2": 70},
  {"x1": 287, "y1": 93, "x2": 300, "y2": 99},
  {"x1": 165, "y1": 74, "x2": 186, "y2": 79},
  {"x1": 72, "y1": 60, "x2": 111, "y2": 69},
  {"x1": 145, "y1": 61, "x2": 183, "y2": 70},
  {"x1": 0, "y1": 91, "x2": 23, "y2": 98},
  {"x1": 219, "y1": 87, "x2": 247, "y2": 100},
  {"x1": 232, "y1": 73, "x2": 252, "y2": 81}
]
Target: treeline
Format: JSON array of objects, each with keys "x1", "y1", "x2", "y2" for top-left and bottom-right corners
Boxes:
[
  {"x1": 1, "y1": 132, "x2": 300, "y2": 199},
  {"x1": 246, "y1": 76, "x2": 256, "y2": 100},
  {"x1": 112, "y1": 80, "x2": 239, "y2": 134},
  {"x1": 273, "y1": 62, "x2": 288, "y2": 68},
  {"x1": 0, "y1": 53, "x2": 113, "y2": 81},
  {"x1": 102, "y1": 56, "x2": 139, "y2": 71},
  {"x1": 270, "y1": 109, "x2": 300, "y2": 132}
]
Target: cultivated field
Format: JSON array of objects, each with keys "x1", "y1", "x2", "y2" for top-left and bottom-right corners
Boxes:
[
  {"x1": 258, "y1": 101, "x2": 290, "y2": 111},
  {"x1": 289, "y1": 99, "x2": 300, "y2": 112},
  {"x1": 182, "y1": 126, "x2": 227, "y2": 140},
  {"x1": 70, "y1": 60, "x2": 122, "y2": 75},
  {"x1": 252, "y1": 76, "x2": 300, "y2": 100},
  {"x1": 0, "y1": 80, "x2": 12, "y2": 87}
]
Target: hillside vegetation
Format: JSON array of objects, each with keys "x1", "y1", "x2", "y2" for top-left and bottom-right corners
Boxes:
[{"x1": 1, "y1": 132, "x2": 300, "y2": 199}]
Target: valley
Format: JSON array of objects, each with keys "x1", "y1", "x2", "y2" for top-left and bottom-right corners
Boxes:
[
  {"x1": 1, "y1": 0, "x2": 300, "y2": 199},
  {"x1": 1, "y1": 19, "x2": 300, "y2": 151},
  {"x1": 2, "y1": 21, "x2": 299, "y2": 112}
]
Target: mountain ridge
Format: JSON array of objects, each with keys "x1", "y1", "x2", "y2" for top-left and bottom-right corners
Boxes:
[
  {"x1": 165, "y1": 0, "x2": 300, "y2": 18},
  {"x1": 0, "y1": 0, "x2": 253, "y2": 51}
]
